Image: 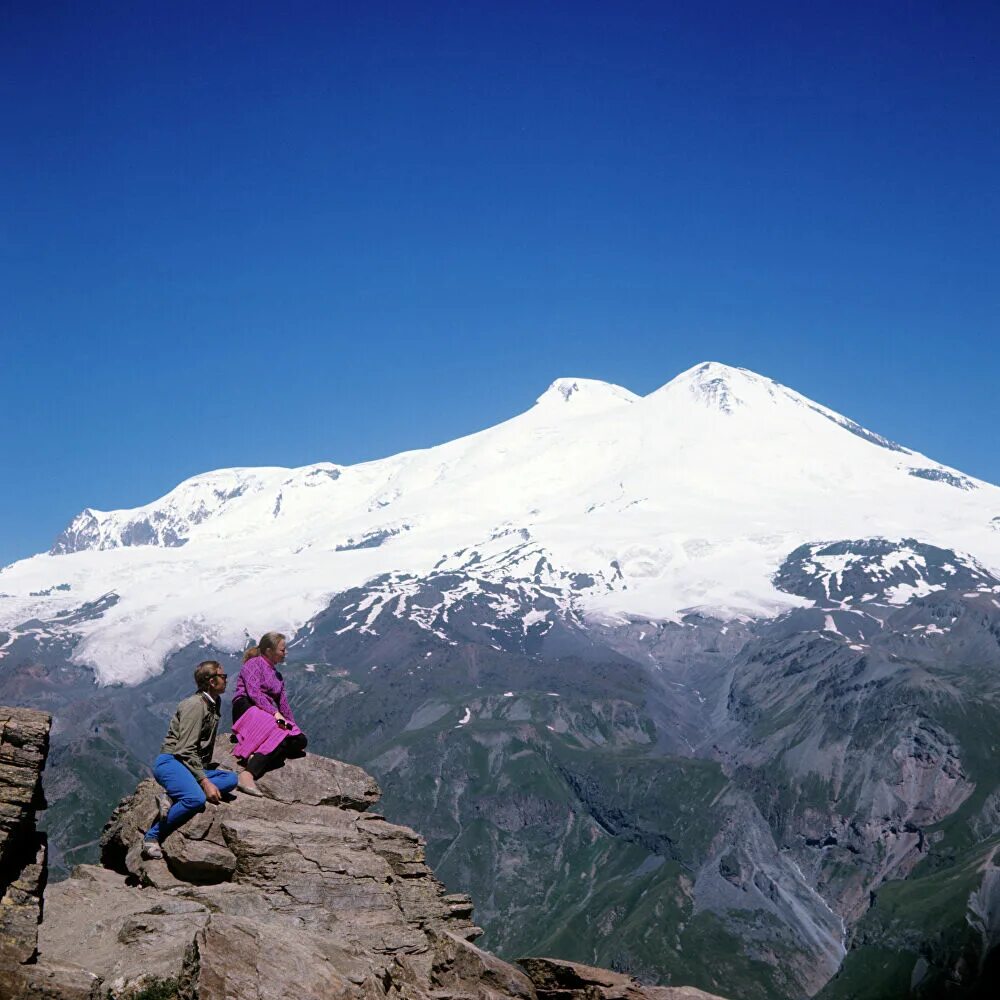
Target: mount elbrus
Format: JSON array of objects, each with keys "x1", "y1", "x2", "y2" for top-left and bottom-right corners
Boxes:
[{"x1": 2, "y1": 362, "x2": 999, "y2": 999}]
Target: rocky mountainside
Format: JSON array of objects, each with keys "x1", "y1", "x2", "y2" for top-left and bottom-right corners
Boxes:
[
  {"x1": 3, "y1": 568, "x2": 1000, "y2": 997},
  {"x1": 0, "y1": 706, "x2": 724, "y2": 1000}
]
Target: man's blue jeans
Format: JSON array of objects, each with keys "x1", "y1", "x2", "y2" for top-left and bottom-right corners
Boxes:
[{"x1": 144, "y1": 753, "x2": 238, "y2": 841}]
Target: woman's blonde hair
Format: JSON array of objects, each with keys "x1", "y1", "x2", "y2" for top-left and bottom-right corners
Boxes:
[{"x1": 244, "y1": 631, "x2": 286, "y2": 662}]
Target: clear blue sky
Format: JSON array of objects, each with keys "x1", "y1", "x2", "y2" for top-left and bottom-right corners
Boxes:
[{"x1": 2, "y1": 1, "x2": 998, "y2": 566}]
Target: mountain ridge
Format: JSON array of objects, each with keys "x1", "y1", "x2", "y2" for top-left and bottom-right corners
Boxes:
[{"x1": 1, "y1": 361, "x2": 999, "y2": 685}]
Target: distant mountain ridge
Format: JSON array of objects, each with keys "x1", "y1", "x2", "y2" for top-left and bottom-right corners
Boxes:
[{"x1": 2, "y1": 361, "x2": 999, "y2": 685}]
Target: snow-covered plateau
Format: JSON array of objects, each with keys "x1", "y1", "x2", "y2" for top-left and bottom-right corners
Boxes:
[{"x1": 2, "y1": 361, "x2": 999, "y2": 684}]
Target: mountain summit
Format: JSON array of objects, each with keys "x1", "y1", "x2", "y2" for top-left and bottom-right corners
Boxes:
[
  {"x1": 533, "y1": 377, "x2": 639, "y2": 412},
  {"x1": 1, "y1": 362, "x2": 998, "y2": 683},
  {"x1": 653, "y1": 360, "x2": 772, "y2": 412}
]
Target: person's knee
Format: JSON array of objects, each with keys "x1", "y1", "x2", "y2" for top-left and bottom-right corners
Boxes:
[
  {"x1": 214, "y1": 770, "x2": 238, "y2": 794},
  {"x1": 179, "y1": 788, "x2": 207, "y2": 812}
]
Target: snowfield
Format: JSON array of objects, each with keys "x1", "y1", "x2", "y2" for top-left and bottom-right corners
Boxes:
[{"x1": 2, "y1": 361, "x2": 999, "y2": 684}]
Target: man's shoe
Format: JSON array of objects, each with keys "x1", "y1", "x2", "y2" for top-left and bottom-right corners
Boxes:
[{"x1": 141, "y1": 839, "x2": 163, "y2": 861}]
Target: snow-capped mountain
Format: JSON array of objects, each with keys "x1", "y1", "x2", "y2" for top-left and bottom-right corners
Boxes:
[
  {"x1": 6, "y1": 361, "x2": 1000, "y2": 998},
  {"x1": 2, "y1": 361, "x2": 999, "y2": 683}
]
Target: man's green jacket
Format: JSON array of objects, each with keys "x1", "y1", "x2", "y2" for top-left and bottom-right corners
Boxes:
[{"x1": 160, "y1": 691, "x2": 221, "y2": 781}]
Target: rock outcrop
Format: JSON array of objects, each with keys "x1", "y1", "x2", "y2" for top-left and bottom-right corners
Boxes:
[
  {"x1": 0, "y1": 716, "x2": 729, "y2": 1000},
  {"x1": 27, "y1": 737, "x2": 526, "y2": 999},
  {"x1": 0, "y1": 706, "x2": 50, "y2": 983},
  {"x1": 516, "y1": 958, "x2": 727, "y2": 1000}
]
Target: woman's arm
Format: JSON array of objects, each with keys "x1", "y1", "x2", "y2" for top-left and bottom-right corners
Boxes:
[{"x1": 276, "y1": 681, "x2": 295, "y2": 726}]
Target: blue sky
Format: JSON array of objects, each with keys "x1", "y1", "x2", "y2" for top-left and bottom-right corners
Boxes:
[{"x1": 2, "y1": 1, "x2": 998, "y2": 565}]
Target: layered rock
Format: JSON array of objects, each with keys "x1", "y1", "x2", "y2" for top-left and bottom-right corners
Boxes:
[
  {"x1": 26, "y1": 738, "x2": 518, "y2": 998},
  {"x1": 0, "y1": 706, "x2": 50, "y2": 981}
]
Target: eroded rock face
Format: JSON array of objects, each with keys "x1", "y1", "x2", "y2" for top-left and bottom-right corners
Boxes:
[
  {"x1": 27, "y1": 736, "x2": 536, "y2": 999},
  {"x1": 35, "y1": 865, "x2": 207, "y2": 991},
  {"x1": 0, "y1": 705, "x2": 50, "y2": 981},
  {"x1": 516, "y1": 957, "x2": 729, "y2": 1000}
]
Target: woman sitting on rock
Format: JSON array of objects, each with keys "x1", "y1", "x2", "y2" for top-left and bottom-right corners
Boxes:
[{"x1": 232, "y1": 631, "x2": 307, "y2": 795}]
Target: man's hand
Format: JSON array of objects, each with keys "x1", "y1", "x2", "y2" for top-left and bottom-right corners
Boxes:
[
  {"x1": 201, "y1": 778, "x2": 222, "y2": 804},
  {"x1": 274, "y1": 712, "x2": 289, "y2": 728}
]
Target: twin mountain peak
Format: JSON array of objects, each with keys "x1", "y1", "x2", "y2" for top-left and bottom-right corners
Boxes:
[{"x1": 0, "y1": 361, "x2": 997, "y2": 686}]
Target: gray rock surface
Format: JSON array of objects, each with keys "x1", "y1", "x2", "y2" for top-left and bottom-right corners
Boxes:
[
  {"x1": 48, "y1": 736, "x2": 500, "y2": 997},
  {"x1": 36, "y1": 864, "x2": 207, "y2": 992},
  {"x1": 516, "y1": 957, "x2": 728, "y2": 1000},
  {"x1": 0, "y1": 706, "x2": 50, "y2": 978}
]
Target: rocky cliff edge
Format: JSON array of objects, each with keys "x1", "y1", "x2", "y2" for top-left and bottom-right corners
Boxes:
[
  {"x1": 0, "y1": 706, "x2": 49, "y2": 975},
  {"x1": 0, "y1": 707, "x2": 725, "y2": 1000}
]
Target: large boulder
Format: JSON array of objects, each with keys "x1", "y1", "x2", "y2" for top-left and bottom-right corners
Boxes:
[{"x1": 37, "y1": 736, "x2": 513, "y2": 998}]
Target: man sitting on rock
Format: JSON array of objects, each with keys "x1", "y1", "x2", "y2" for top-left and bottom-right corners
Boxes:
[{"x1": 141, "y1": 660, "x2": 238, "y2": 860}]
